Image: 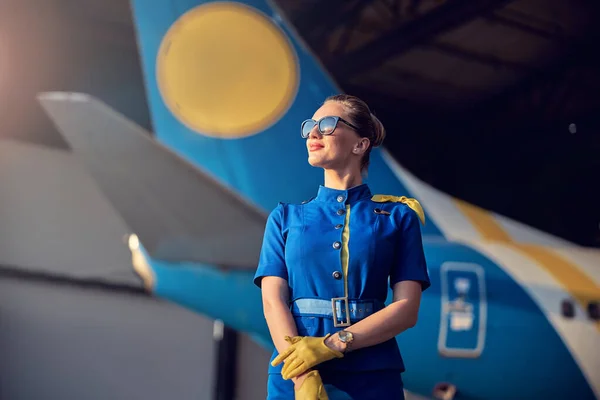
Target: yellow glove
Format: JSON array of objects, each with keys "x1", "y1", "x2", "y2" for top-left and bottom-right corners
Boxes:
[
  {"x1": 294, "y1": 370, "x2": 329, "y2": 400},
  {"x1": 271, "y1": 334, "x2": 343, "y2": 380}
]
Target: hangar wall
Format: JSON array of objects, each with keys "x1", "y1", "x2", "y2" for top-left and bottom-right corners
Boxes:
[{"x1": 0, "y1": 139, "x2": 269, "y2": 400}]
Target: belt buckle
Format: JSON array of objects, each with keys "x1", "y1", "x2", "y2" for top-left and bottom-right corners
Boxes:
[{"x1": 332, "y1": 297, "x2": 351, "y2": 327}]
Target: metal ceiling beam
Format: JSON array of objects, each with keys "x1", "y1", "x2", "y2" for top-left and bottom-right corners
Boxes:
[
  {"x1": 330, "y1": 0, "x2": 514, "y2": 79},
  {"x1": 290, "y1": 0, "x2": 357, "y2": 43},
  {"x1": 485, "y1": 13, "x2": 572, "y2": 43},
  {"x1": 423, "y1": 42, "x2": 533, "y2": 71},
  {"x1": 321, "y1": 0, "x2": 372, "y2": 58}
]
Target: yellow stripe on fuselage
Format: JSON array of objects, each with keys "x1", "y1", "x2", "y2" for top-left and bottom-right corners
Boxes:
[
  {"x1": 454, "y1": 199, "x2": 600, "y2": 331},
  {"x1": 454, "y1": 199, "x2": 512, "y2": 242}
]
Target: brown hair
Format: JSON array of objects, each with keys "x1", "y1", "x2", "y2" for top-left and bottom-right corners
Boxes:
[{"x1": 325, "y1": 94, "x2": 386, "y2": 172}]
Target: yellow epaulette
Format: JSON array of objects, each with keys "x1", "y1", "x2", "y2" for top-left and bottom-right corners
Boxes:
[{"x1": 371, "y1": 195, "x2": 426, "y2": 225}]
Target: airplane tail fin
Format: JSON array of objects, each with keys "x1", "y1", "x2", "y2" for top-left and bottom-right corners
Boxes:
[
  {"x1": 128, "y1": 0, "x2": 444, "y2": 237},
  {"x1": 38, "y1": 92, "x2": 266, "y2": 269}
]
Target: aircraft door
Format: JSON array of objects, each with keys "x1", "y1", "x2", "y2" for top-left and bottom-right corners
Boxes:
[{"x1": 438, "y1": 262, "x2": 487, "y2": 358}]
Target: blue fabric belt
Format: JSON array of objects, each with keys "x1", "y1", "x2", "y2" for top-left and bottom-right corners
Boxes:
[{"x1": 290, "y1": 298, "x2": 385, "y2": 326}]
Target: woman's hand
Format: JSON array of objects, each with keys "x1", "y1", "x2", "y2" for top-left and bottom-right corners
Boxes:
[
  {"x1": 292, "y1": 370, "x2": 310, "y2": 390},
  {"x1": 293, "y1": 370, "x2": 329, "y2": 400},
  {"x1": 271, "y1": 334, "x2": 343, "y2": 380},
  {"x1": 323, "y1": 333, "x2": 346, "y2": 353}
]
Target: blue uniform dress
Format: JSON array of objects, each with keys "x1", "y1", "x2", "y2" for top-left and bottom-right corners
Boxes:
[{"x1": 254, "y1": 184, "x2": 430, "y2": 400}]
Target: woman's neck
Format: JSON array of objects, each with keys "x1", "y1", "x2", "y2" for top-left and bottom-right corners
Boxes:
[{"x1": 323, "y1": 168, "x2": 363, "y2": 190}]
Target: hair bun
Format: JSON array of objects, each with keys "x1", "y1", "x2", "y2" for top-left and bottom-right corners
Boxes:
[
  {"x1": 370, "y1": 113, "x2": 386, "y2": 148},
  {"x1": 324, "y1": 94, "x2": 386, "y2": 172}
]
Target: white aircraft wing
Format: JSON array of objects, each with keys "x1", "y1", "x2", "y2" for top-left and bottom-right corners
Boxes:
[{"x1": 38, "y1": 92, "x2": 267, "y2": 270}]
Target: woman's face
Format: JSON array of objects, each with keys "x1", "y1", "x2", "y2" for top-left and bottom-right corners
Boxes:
[{"x1": 305, "y1": 101, "x2": 364, "y2": 171}]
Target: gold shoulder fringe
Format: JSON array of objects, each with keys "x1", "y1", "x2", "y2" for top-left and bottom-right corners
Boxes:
[{"x1": 371, "y1": 195, "x2": 426, "y2": 225}]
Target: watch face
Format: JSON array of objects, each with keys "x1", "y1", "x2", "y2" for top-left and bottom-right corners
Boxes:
[{"x1": 339, "y1": 331, "x2": 353, "y2": 343}]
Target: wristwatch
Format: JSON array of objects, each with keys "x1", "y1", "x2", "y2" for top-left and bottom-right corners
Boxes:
[{"x1": 337, "y1": 330, "x2": 354, "y2": 352}]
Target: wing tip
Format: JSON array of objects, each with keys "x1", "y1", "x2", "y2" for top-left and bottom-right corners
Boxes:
[
  {"x1": 128, "y1": 234, "x2": 156, "y2": 293},
  {"x1": 37, "y1": 91, "x2": 91, "y2": 103}
]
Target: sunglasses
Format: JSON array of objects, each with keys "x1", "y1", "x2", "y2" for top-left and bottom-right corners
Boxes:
[{"x1": 301, "y1": 116, "x2": 359, "y2": 138}]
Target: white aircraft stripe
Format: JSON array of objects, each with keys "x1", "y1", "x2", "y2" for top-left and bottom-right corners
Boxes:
[
  {"x1": 494, "y1": 212, "x2": 575, "y2": 247},
  {"x1": 380, "y1": 149, "x2": 480, "y2": 241},
  {"x1": 552, "y1": 247, "x2": 600, "y2": 286}
]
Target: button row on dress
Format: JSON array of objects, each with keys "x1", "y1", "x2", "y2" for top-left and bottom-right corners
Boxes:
[
  {"x1": 333, "y1": 198, "x2": 346, "y2": 284},
  {"x1": 334, "y1": 203, "x2": 345, "y2": 249}
]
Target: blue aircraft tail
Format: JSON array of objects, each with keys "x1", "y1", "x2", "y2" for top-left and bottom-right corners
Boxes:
[
  {"x1": 129, "y1": 0, "x2": 442, "y2": 239},
  {"x1": 131, "y1": 0, "x2": 336, "y2": 209}
]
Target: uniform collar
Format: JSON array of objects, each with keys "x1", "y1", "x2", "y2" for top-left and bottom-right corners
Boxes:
[{"x1": 315, "y1": 183, "x2": 372, "y2": 205}]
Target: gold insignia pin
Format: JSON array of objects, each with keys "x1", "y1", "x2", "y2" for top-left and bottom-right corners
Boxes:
[
  {"x1": 374, "y1": 208, "x2": 391, "y2": 215},
  {"x1": 371, "y1": 194, "x2": 426, "y2": 225}
]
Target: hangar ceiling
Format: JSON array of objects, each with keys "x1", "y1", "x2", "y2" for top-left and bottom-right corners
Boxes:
[{"x1": 274, "y1": 0, "x2": 600, "y2": 125}]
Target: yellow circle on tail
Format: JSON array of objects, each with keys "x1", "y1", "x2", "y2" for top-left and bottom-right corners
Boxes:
[{"x1": 156, "y1": 2, "x2": 299, "y2": 138}]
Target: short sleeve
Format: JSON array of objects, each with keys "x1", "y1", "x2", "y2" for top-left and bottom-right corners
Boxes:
[
  {"x1": 253, "y1": 204, "x2": 288, "y2": 288},
  {"x1": 390, "y1": 206, "x2": 431, "y2": 291}
]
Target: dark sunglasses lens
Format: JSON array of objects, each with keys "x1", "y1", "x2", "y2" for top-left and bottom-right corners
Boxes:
[
  {"x1": 301, "y1": 120, "x2": 316, "y2": 138},
  {"x1": 319, "y1": 117, "x2": 337, "y2": 135}
]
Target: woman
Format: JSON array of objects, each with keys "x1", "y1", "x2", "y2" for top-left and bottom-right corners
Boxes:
[{"x1": 253, "y1": 94, "x2": 430, "y2": 399}]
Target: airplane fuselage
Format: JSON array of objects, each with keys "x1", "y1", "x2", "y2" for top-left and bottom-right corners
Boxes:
[{"x1": 131, "y1": 234, "x2": 596, "y2": 399}]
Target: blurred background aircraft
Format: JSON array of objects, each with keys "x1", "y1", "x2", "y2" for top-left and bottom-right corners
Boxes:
[{"x1": 1, "y1": 0, "x2": 599, "y2": 399}]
